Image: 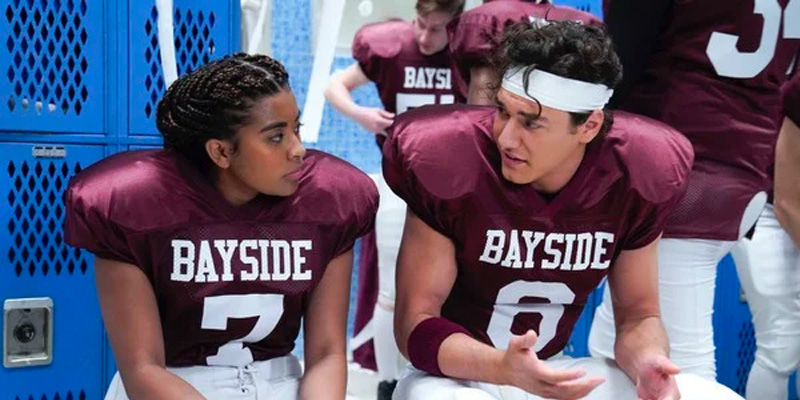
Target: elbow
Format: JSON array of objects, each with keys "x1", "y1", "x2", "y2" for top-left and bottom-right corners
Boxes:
[
  {"x1": 323, "y1": 84, "x2": 334, "y2": 102},
  {"x1": 116, "y1": 363, "x2": 163, "y2": 400},
  {"x1": 774, "y1": 196, "x2": 791, "y2": 227},
  {"x1": 304, "y1": 341, "x2": 347, "y2": 369},
  {"x1": 774, "y1": 196, "x2": 800, "y2": 247},
  {"x1": 324, "y1": 75, "x2": 343, "y2": 102}
]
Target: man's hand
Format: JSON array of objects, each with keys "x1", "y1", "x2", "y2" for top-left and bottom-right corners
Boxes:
[
  {"x1": 635, "y1": 354, "x2": 681, "y2": 400},
  {"x1": 354, "y1": 107, "x2": 394, "y2": 133},
  {"x1": 501, "y1": 331, "x2": 605, "y2": 400}
]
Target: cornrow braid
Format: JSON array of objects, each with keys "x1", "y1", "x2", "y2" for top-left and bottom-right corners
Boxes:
[{"x1": 156, "y1": 53, "x2": 291, "y2": 170}]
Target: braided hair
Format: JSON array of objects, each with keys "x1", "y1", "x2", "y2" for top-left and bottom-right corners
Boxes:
[{"x1": 156, "y1": 53, "x2": 291, "y2": 170}]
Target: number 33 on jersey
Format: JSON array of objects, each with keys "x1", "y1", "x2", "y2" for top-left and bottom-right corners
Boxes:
[{"x1": 707, "y1": 0, "x2": 799, "y2": 78}]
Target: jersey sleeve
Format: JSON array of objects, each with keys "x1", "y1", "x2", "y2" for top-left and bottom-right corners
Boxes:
[
  {"x1": 64, "y1": 178, "x2": 137, "y2": 264},
  {"x1": 616, "y1": 114, "x2": 694, "y2": 249},
  {"x1": 382, "y1": 106, "x2": 491, "y2": 236},
  {"x1": 621, "y1": 186, "x2": 686, "y2": 250},
  {"x1": 316, "y1": 155, "x2": 380, "y2": 258},
  {"x1": 352, "y1": 26, "x2": 381, "y2": 82},
  {"x1": 383, "y1": 130, "x2": 450, "y2": 235},
  {"x1": 352, "y1": 21, "x2": 404, "y2": 83}
]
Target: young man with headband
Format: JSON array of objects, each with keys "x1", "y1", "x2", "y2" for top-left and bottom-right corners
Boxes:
[{"x1": 384, "y1": 21, "x2": 744, "y2": 400}]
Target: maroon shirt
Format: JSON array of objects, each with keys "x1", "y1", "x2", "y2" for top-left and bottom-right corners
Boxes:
[
  {"x1": 383, "y1": 105, "x2": 692, "y2": 358},
  {"x1": 65, "y1": 150, "x2": 378, "y2": 367},
  {"x1": 785, "y1": 73, "x2": 800, "y2": 126},
  {"x1": 447, "y1": 1, "x2": 601, "y2": 102},
  {"x1": 353, "y1": 20, "x2": 457, "y2": 114},
  {"x1": 350, "y1": 18, "x2": 458, "y2": 369},
  {"x1": 613, "y1": 0, "x2": 800, "y2": 240}
]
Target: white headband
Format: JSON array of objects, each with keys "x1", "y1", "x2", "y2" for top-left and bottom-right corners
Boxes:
[{"x1": 501, "y1": 67, "x2": 614, "y2": 113}]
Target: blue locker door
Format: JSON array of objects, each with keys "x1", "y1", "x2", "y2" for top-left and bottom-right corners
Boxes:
[
  {"x1": 0, "y1": 143, "x2": 105, "y2": 399},
  {"x1": 553, "y1": 0, "x2": 603, "y2": 19},
  {"x1": 0, "y1": 0, "x2": 105, "y2": 134},
  {"x1": 714, "y1": 254, "x2": 756, "y2": 396},
  {"x1": 128, "y1": 0, "x2": 236, "y2": 137}
]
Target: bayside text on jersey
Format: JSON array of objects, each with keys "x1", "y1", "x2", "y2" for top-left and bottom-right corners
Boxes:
[{"x1": 353, "y1": 19, "x2": 456, "y2": 114}]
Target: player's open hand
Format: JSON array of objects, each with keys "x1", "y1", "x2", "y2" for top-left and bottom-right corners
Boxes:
[
  {"x1": 501, "y1": 330, "x2": 605, "y2": 400},
  {"x1": 636, "y1": 354, "x2": 681, "y2": 400},
  {"x1": 355, "y1": 107, "x2": 394, "y2": 133}
]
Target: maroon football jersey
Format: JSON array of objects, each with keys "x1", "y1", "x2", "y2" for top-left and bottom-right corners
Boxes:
[
  {"x1": 350, "y1": 18, "x2": 458, "y2": 370},
  {"x1": 612, "y1": 0, "x2": 800, "y2": 240},
  {"x1": 353, "y1": 20, "x2": 457, "y2": 114},
  {"x1": 785, "y1": 73, "x2": 800, "y2": 125},
  {"x1": 447, "y1": 1, "x2": 601, "y2": 102},
  {"x1": 382, "y1": 105, "x2": 692, "y2": 358},
  {"x1": 65, "y1": 150, "x2": 378, "y2": 367}
]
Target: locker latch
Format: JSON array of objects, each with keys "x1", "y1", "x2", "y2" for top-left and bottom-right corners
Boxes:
[{"x1": 3, "y1": 298, "x2": 53, "y2": 368}]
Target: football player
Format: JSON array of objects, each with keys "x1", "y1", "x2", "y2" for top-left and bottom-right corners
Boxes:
[
  {"x1": 386, "y1": 21, "x2": 743, "y2": 400},
  {"x1": 447, "y1": 0, "x2": 599, "y2": 105},
  {"x1": 733, "y1": 73, "x2": 800, "y2": 400},
  {"x1": 65, "y1": 54, "x2": 378, "y2": 400},
  {"x1": 588, "y1": 0, "x2": 800, "y2": 381},
  {"x1": 324, "y1": 1, "x2": 464, "y2": 397}
]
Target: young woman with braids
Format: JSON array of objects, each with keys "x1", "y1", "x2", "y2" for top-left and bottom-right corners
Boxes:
[{"x1": 64, "y1": 53, "x2": 378, "y2": 400}]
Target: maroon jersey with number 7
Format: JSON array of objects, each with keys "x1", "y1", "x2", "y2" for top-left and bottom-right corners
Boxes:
[{"x1": 65, "y1": 149, "x2": 378, "y2": 367}]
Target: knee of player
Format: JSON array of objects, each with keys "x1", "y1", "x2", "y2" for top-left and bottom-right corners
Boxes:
[{"x1": 755, "y1": 343, "x2": 800, "y2": 375}]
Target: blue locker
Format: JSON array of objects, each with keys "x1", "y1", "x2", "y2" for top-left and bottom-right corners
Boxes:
[
  {"x1": 554, "y1": 0, "x2": 604, "y2": 19},
  {"x1": 563, "y1": 293, "x2": 596, "y2": 357},
  {"x1": 128, "y1": 0, "x2": 239, "y2": 137},
  {"x1": 0, "y1": 142, "x2": 106, "y2": 398},
  {"x1": 303, "y1": 57, "x2": 383, "y2": 174},
  {"x1": 0, "y1": 0, "x2": 105, "y2": 134},
  {"x1": 715, "y1": 254, "x2": 757, "y2": 396}
]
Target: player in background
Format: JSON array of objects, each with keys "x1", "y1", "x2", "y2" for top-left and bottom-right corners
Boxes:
[
  {"x1": 324, "y1": 1, "x2": 463, "y2": 398},
  {"x1": 732, "y1": 72, "x2": 800, "y2": 400},
  {"x1": 387, "y1": 21, "x2": 743, "y2": 400},
  {"x1": 588, "y1": 0, "x2": 800, "y2": 381},
  {"x1": 65, "y1": 54, "x2": 378, "y2": 400},
  {"x1": 447, "y1": 0, "x2": 600, "y2": 105}
]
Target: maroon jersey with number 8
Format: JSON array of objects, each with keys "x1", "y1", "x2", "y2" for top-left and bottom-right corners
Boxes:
[{"x1": 383, "y1": 105, "x2": 692, "y2": 358}]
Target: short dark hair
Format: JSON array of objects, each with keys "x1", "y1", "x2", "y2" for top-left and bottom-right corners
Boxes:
[
  {"x1": 416, "y1": 0, "x2": 465, "y2": 17},
  {"x1": 494, "y1": 21, "x2": 622, "y2": 135},
  {"x1": 156, "y1": 53, "x2": 291, "y2": 170}
]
